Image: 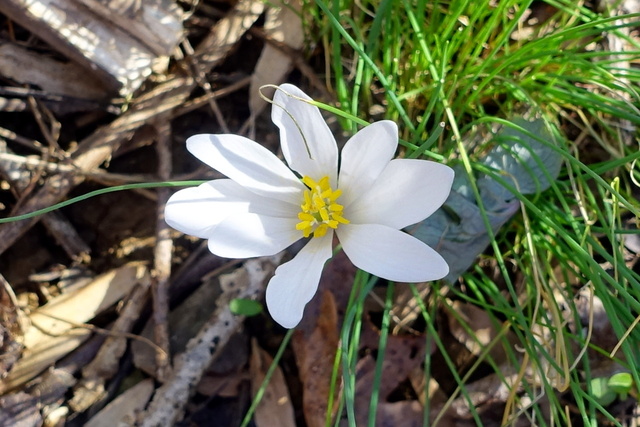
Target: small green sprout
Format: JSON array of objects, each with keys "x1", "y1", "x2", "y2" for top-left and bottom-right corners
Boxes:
[
  {"x1": 589, "y1": 372, "x2": 634, "y2": 406},
  {"x1": 230, "y1": 299, "x2": 263, "y2": 317}
]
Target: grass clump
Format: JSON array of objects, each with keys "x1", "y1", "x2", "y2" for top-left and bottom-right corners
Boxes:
[{"x1": 304, "y1": 0, "x2": 640, "y2": 424}]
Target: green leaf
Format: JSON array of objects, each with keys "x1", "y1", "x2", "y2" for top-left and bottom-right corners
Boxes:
[
  {"x1": 589, "y1": 377, "x2": 617, "y2": 407},
  {"x1": 229, "y1": 299, "x2": 263, "y2": 317},
  {"x1": 608, "y1": 372, "x2": 633, "y2": 398}
]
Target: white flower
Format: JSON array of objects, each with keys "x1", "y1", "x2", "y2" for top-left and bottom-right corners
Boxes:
[{"x1": 165, "y1": 84, "x2": 454, "y2": 328}]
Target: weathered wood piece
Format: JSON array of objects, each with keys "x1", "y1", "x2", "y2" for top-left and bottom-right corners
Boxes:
[
  {"x1": 0, "y1": 43, "x2": 110, "y2": 100},
  {"x1": 0, "y1": 0, "x2": 183, "y2": 96},
  {"x1": 249, "y1": 0, "x2": 304, "y2": 119}
]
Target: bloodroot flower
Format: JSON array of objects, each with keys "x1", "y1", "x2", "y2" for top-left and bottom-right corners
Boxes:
[{"x1": 165, "y1": 84, "x2": 454, "y2": 328}]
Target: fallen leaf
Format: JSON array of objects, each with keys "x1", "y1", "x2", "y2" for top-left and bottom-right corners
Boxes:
[
  {"x1": 430, "y1": 369, "x2": 548, "y2": 427},
  {"x1": 292, "y1": 290, "x2": 340, "y2": 427},
  {"x1": 355, "y1": 327, "x2": 430, "y2": 426},
  {"x1": 359, "y1": 317, "x2": 431, "y2": 398},
  {"x1": 446, "y1": 300, "x2": 515, "y2": 365},
  {"x1": 250, "y1": 339, "x2": 295, "y2": 427}
]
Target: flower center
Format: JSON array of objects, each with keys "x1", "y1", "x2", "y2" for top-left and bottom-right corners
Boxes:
[{"x1": 296, "y1": 175, "x2": 350, "y2": 238}]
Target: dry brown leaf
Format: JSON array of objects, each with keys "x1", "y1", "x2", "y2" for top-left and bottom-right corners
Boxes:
[
  {"x1": 353, "y1": 356, "x2": 424, "y2": 426},
  {"x1": 196, "y1": 332, "x2": 251, "y2": 398},
  {"x1": 196, "y1": 372, "x2": 245, "y2": 398},
  {"x1": 446, "y1": 300, "x2": 516, "y2": 366},
  {"x1": 359, "y1": 318, "x2": 431, "y2": 398},
  {"x1": 1, "y1": 263, "x2": 149, "y2": 392},
  {"x1": 429, "y1": 369, "x2": 548, "y2": 427},
  {"x1": 250, "y1": 339, "x2": 295, "y2": 427},
  {"x1": 292, "y1": 290, "x2": 340, "y2": 427},
  {"x1": 375, "y1": 400, "x2": 424, "y2": 427},
  {"x1": 249, "y1": 0, "x2": 304, "y2": 118},
  {"x1": 85, "y1": 379, "x2": 155, "y2": 427},
  {"x1": 354, "y1": 329, "x2": 430, "y2": 426}
]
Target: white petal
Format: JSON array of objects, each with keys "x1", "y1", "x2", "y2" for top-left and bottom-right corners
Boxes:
[
  {"x1": 271, "y1": 84, "x2": 338, "y2": 183},
  {"x1": 207, "y1": 213, "x2": 301, "y2": 258},
  {"x1": 345, "y1": 159, "x2": 454, "y2": 229},
  {"x1": 164, "y1": 180, "x2": 299, "y2": 239},
  {"x1": 338, "y1": 121, "x2": 398, "y2": 207},
  {"x1": 337, "y1": 224, "x2": 449, "y2": 282},
  {"x1": 265, "y1": 235, "x2": 333, "y2": 328},
  {"x1": 187, "y1": 134, "x2": 305, "y2": 204}
]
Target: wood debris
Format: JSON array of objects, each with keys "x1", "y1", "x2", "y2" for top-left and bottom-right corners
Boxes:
[
  {"x1": 248, "y1": 0, "x2": 304, "y2": 130},
  {"x1": 1, "y1": 263, "x2": 149, "y2": 393},
  {"x1": 84, "y1": 379, "x2": 155, "y2": 427},
  {"x1": 0, "y1": 0, "x2": 265, "y2": 256},
  {"x1": 0, "y1": 0, "x2": 184, "y2": 96},
  {"x1": 139, "y1": 255, "x2": 281, "y2": 426}
]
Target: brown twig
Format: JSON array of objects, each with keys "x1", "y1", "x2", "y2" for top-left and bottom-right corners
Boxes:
[
  {"x1": 150, "y1": 121, "x2": 173, "y2": 382},
  {"x1": 0, "y1": 125, "x2": 46, "y2": 153},
  {"x1": 182, "y1": 38, "x2": 230, "y2": 133},
  {"x1": 171, "y1": 75, "x2": 251, "y2": 119}
]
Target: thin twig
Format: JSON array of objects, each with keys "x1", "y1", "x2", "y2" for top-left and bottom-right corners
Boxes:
[
  {"x1": 151, "y1": 121, "x2": 174, "y2": 382},
  {"x1": 182, "y1": 38, "x2": 230, "y2": 133}
]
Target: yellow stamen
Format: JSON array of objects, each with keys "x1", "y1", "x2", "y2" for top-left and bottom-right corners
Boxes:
[
  {"x1": 314, "y1": 223, "x2": 329, "y2": 238},
  {"x1": 295, "y1": 175, "x2": 350, "y2": 238}
]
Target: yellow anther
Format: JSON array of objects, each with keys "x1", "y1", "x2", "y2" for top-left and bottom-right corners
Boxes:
[
  {"x1": 297, "y1": 175, "x2": 350, "y2": 238},
  {"x1": 329, "y1": 189, "x2": 342, "y2": 201},
  {"x1": 302, "y1": 176, "x2": 317, "y2": 189},
  {"x1": 298, "y1": 212, "x2": 315, "y2": 222},
  {"x1": 313, "y1": 194, "x2": 326, "y2": 208},
  {"x1": 302, "y1": 191, "x2": 312, "y2": 209},
  {"x1": 314, "y1": 224, "x2": 329, "y2": 238},
  {"x1": 296, "y1": 221, "x2": 311, "y2": 230},
  {"x1": 333, "y1": 214, "x2": 350, "y2": 224},
  {"x1": 318, "y1": 176, "x2": 330, "y2": 189}
]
